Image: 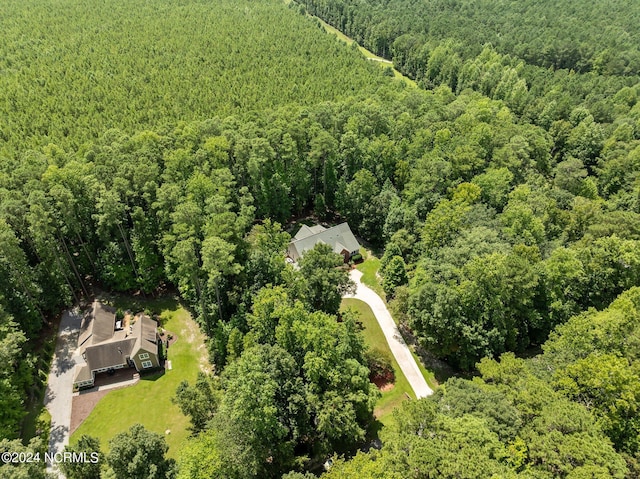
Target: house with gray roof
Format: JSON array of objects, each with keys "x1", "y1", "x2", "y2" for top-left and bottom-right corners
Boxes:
[
  {"x1": 73, "y1": 301, "x2": 161, "y2": 389},
  {"x1": 287, "y1": 222, "x2": 360, "y2": 262}
]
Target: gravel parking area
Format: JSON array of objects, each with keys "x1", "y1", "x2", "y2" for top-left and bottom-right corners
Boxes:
[{"x1": 44, "y1": 309, "x2": 82, "y2": 477}]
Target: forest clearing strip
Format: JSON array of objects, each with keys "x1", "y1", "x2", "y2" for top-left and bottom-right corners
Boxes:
[{"x1": 308, "y1": 12, "x2": 417, "y2": 86}]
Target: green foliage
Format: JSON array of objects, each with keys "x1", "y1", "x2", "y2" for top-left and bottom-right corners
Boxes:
[
  {"x1": 337, "y1": 172, "x2": 398, "y2": 244},
  {"x1": 247, "y1": 286, "x2": 289, "y2": 345},
  {"x1": 178, "y1": 289, "x2": 378, "y2": 476},
  {"x1": 321, "y1": 451, "x2": 401, "y2": 479},
  {"x1": 245, "y1": 220, "x2": 291, "y2": 297},
  {"x1": 61, "y1": 435, "x2": 102, "y2": 479},
  {"x1": 176, "y1": 430, "x2": 225, "y2": 479},
  {"x1": 472, "y1": 167, "x2": 514, "y2": 210},
  {"x1": 106, "y1": 424, "x2": 176, "y2": 479},
  {"x1": 381, "y1": 399, "x2": 517, "y2": 479},
  {"x1": 409, "y1": 247, "x2": 542, "y2": 369},
  {"x1": 420, "y1": 183, "x2": 480, "y2": 253},
  {"x1": 2, "y1": 0, "x2": 640, "y2": 471},
  {"x1": 0, "y1": 437, "x2": 48, "y2": 479},
  {"x1": 0, "y1": 305, "x2": 28, "y2": 439},
  {"x1": 212, "y1": 344, "x2": 306, "y2": 478},
  {"x1": 554, "y1": 353, "x2": 640, "y2": 453},
  {"x1": 541, "y1": 288, "x2": 640, "y2": 454},
  {"x1": 542, "y1": 288, "x2": 640, "y2": 367},
  {"x1": 0, "y1": 0, "x2": 385, "y2": 159},
  {"x1": 298, "y1": 0, "x2": 640, "y2": 122},
  {"x1": 298, "y1": 243, "x2": 355, "y2": 315},
  {"x1": 274, "y1": 305, "x2": 378, "y2": 452},
  {"x1": 434, "y1": 378, "x2": 522, "y2": 441},
  {"x1": 172, "y1": 373, "x2": 220, "y2": 435},
  {"x1": 477, "y1": 353, "x2": 628, "y2": 478},
  {"x1": 381, "y1": 255, "x2": 407, "y2": 297}
]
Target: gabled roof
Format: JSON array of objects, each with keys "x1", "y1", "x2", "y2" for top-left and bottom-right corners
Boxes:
[
  {"x1": 132, "y1": 314, "x2": 158, "y2": 356},
  {"x1": 289, "y1": 222, "x2": 360, "y2": 259},
  {"x1": 334, "y1": 242, "x2": 347, "y2": 254},
  {"x1": 78, "y1": 301, "x2": 117, "y2": 347},
  {"x1": 74, "y1": 364, "x2": 92, "y2": 383},
  {"x1": 76, "y1": 302, "x2": 158, "y2": 375},
  {"x1": 294, "y1": 224, "x2": 328, "y2": 240}
]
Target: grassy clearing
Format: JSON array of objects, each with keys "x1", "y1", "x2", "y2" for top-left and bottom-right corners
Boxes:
[
  {"x1": 342, "y1": 298, "x2": 413, "y2": 425},
  {"x1": 311, "y1": 15, "x2": 417, "y2": 87},
  {"x1": 70, "y1": 298, "x2": 207, "y2": 459},
  {"x1": 356, "y1": 249, "x2": 386, "y2": 299}
]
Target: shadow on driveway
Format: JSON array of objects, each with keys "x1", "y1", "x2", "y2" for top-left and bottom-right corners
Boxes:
[{"x1": 45, "y1": 309, "x2": 82, "y2": 476}]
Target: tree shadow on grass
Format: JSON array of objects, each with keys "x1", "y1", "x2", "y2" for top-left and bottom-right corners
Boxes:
[
  {"x1": 98, "y1": 291, "x2": 183, "y2": 321},
  {"x1": 398, "y1": 322, "x2": 463, "y2": 385},
  {"x1": 140, "y1": 369, "x2": 165, "y2": 382},
  {"x1": 365, "y1": 417, "x2": 385, "y2": 447}
]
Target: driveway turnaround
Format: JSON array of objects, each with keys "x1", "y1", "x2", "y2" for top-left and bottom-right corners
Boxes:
[
  {"x1": 346, "y1": 269, "x2": 433, "y2": 399},
  {"x1": 44, "y1": 309, "x2": 82, "y2": 477}
]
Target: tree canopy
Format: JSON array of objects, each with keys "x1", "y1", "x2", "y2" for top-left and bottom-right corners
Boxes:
[{"x1": 2, "y1": 0, "x2": 640, "y2": 476}]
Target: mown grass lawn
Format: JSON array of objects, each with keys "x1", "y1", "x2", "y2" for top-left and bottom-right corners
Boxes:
[
  {"x1": 356, "y1": 249, "x2": 386, "y2": 299},
  {"x1": 70, "y1": 298, "x2": 207, "y2": 458},
  {"x1": 341, "y1": 298, "x2": 414, "y2": 426}
]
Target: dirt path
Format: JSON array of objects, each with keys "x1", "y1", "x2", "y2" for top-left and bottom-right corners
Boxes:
[
  {"x1": 345, "y1": 270, "x2": 433, "y2": 398},
  {"x1": 367, "y1": 57, "x2": 393, "y2": 64},
  {"x1": 309, "y1": 12, "x2": 417, "y2": 86}
]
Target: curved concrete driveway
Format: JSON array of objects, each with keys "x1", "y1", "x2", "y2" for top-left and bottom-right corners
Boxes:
[
  {"x1": 345, "y1": 270, "x2": 433, "y2": 399},
  {"x1": 44, "y1": 309, "x2": 82, "y2": 477}
]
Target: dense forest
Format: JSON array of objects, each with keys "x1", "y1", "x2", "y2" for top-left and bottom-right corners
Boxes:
[
  {"x1": 297, "y1": 0, "x2": 640, "y2": 127},
  {"x1": 0, "y1": 0, "x2": 385, "y2": 158},
  {"x1": 1, "y1": 0, "x2": 640, "y2": 477},
  {"x1": 296, "y1": 0, "x2": 640, "y2": 74}
]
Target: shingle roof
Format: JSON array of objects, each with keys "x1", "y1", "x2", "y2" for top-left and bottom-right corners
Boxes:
[
  {"x1": 77, "y1": 302, "x2": 158, "y2": 373},
  {"x1": 84, "y1": 338, "x2": 136, "y2": 371},
  {"x1": 74, "y1": 364, "x2": 92, "y2": 383},
  {"x1": 78, "y1": 301, "x2": 117, "y2": 347},
  {"x1": 294, "y1": 224, "x2": 327, "y2": 240},
  {"x1": 132, "y1": 314, "x2": 158, "y2": 356},
  {"x1": 289, "y1": 223, "x2": 359, "y2": 260}
]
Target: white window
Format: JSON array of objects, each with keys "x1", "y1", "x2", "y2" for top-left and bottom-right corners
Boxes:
[
  {"x1": 141, "y1": 360, "x2": 153, "y2": 369},
  {"x1": 139, "y1": 352, "x2": 150, "y2": 360}
]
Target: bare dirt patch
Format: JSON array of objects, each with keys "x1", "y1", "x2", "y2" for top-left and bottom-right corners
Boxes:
[
  {"x1": 123, "y1": 312, "x2": 132, "y2": 329},
  {"x1": 197, "y1": 344, "x2": 209, "y2": 372},
  {"x1": 161, "y1": 331, "x2": 178, "y2": 347}
]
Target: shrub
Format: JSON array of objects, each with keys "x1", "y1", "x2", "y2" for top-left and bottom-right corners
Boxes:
[{"x1": 366, "y1": 348, "x2": 394, "y2": 382}]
